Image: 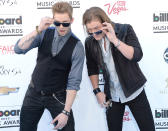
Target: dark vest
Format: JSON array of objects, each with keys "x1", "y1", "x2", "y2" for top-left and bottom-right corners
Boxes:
[{"x1": 31, "y1": 28, "x2": 78, "y2": 94}]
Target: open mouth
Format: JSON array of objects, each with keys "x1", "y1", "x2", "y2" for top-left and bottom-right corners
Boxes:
[{"x1": 60, "y1": 30, "x2": 66, "y2": 33}]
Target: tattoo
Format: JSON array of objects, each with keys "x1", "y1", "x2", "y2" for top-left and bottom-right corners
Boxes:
[{"x1": 20, "y1": 36, "x2": 36, "y2": 48}]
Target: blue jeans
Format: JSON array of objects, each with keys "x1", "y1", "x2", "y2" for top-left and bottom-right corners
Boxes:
[{"x1": 20, "y1": 86, "x2": 75, "y2": 131}]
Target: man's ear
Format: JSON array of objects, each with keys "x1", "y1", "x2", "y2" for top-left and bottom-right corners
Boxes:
[{"x1": 71, "y1": 18, "x2": 74, "y2": 24}]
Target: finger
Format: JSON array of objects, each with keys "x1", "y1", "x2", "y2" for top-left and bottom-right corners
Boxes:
[
  {"x1": 46, "y1": 18, "x2": 54, "y2": 23},
  {"x1": 54, "y1": 122, "x2": 62, "y2": 130},
  {"x1": 100, "y1": 100, "x2": 106, "y2": 106},
  {"x1": 100, "y1": 103, "x2": 108, "y2": 108},
  {"x1": 102, "y1": 27, "x2": 111, "y2": 34},
  {"x1": 101, "y1": 103, "x2": 108, "y2": 108},
  {"x1": 103, "y1": 102, "x2": 109, "y2": 107},
  {"x1": 102, "y1": 29, "x2": 108, "y2": 34},
  {"x1": 43, "y1": 17, "x2": 53, "y2": 23},
  {"x1": 45, "y1": 20, "x2": 54, "y2": 25},
  {"x1": 51, "y1": 117, "x2": 58, "y2": 124},
  {"x1": 44, "y1": 23, "x2": 52, "y2": 27},
  {"x1": 59, "y1": 123, "x2": 65, "y2": 129},
  {"x1": 99, "y1": 99, "x2": 105, "y2": 104},
  {"x1": 102, "y1": 23, "x2": 112, "y2": 29},
  {"x1": 102, "y1": 23, "x2": 111, "y2": 29},
  {"x1": 102, "y1": 22, "x2": 113, "y2": 29},
  {"x1": 55, "y1": 122, "x2": 66, "y2": 130},
  {"x1": 102, "y1": 22, "x2": 108, "y2": 25},
  {"x1": 103, "y1": 22, "x2": 111, "y2": 26}
]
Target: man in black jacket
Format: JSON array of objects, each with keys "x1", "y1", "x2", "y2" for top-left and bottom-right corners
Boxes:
[
  {"x1": 14, "y1": 2, "x2": 84, "y2": 131},
  {"x1": 83, "y1": 7, "x2": 155, "y2": 131}
]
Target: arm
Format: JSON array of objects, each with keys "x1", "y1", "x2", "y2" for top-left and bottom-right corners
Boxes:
[
  {"x1": 85, "y1": 39, "x2": 107, "y2": 107},
  {"x1": 89, "y1": 75, "x2": 106, "y2": 107},
  {"x1": 102, "y1": 23, "x2": 142, "y2": 61},
  {"x1": 17, "y1": 30, "x2": 40, "y2": 50},
  {"x1": 64, "y1": 41, "x2": 84, "y2": 110},
  {"x1": 89, "y1": 75, "x2": 99, "y2": 90},
  {"x1": 14, "y1": 17, "x2": 54, "y2": 54},
  {"x1": 112, "y1": 39, "x2": 134, "y2": 60},
  {"x1": 52, "y1": 41, "x2": 85, "y2": 130},
  {"x1": 14, "y1": 31, "x2": 42, "y2": 54},
  {"x1": 64, "y1": 90, "x2": 77, "y2": 112}
]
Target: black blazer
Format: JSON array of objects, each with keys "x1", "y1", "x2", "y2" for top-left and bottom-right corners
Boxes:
[{"x1": 85, "y1": 23, "x2": 147, "y2": 98}]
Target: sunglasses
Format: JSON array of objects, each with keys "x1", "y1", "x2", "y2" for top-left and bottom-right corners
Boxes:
[
  {"x1": 54, "y1": 21, "x2": 70, "y2": 27},
  {"x1": 88, "y1": 30, "x2": 103, "y2": 36}
]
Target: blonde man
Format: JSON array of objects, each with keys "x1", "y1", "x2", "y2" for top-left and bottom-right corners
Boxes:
[{"x1": 14, "y1": 2, "x2": 84, "y2": 131}]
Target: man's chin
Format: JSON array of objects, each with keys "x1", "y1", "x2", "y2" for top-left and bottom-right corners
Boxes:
[
  {"x1": 58, "y1": 31, "x2": 67, "y2": 36},
  {"x1": 94, "y1": 36, "x2": 102, "y2": 41}
]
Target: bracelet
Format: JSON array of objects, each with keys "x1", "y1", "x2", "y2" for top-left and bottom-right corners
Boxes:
[
  {"x1": 115, "y1": 39, "x2": 120, "y2": 48},
  {"x1": 93, "y1": 88, "x2": 101, "y2": 95},
  {"x1": 62, "y1": 109, "x2": 70, "y2": 117},
  {"x1": 36, "y1": 26, "x2": 42, "y2": 34}
]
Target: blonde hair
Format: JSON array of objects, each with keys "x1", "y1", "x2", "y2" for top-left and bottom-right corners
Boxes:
[{"x1": 52, "y1": 2, "x2": 73, "y2": 19}]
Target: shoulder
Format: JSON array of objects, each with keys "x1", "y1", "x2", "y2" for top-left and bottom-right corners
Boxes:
[
  {"x1": 71, "y1": 32, "x2": 80, "y2": 41},
  {"x1": 72, "y1": 40, "x2": 85, "y2": 59},
  {"x1": 85, "y1": 35, "x2": 94, "y2": 43},
  {"x1": 46, "y1": 27, "x2": 55, "y2": 30},
  {"x1": 84, "y1": 36, "x2": 96, "y2": 48},
  {"x1": 69, "y1": 33, "x2": 84, "y2": 53},
  {"x1": 70, "y1": 32, "x2": 84, "y2": 50},
  {"x1": 114, "y1": 23, "x2": 131, "y2": 32},
  {"x1": 76, "y1": 40, "x2": 84, "y2": 51},
  {"x1": 114, "y1": 23, "x2": 135, "y2": 41}
]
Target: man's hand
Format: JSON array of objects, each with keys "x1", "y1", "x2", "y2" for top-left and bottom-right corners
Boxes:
[
  {"x1": 101, "y1": 22, "x2": 118, "y2": 44},
  {"x1": 96, "y1": 92, "x2": 108, "y2": 107},
  {"x1": 38, "y1": 17, "x2": 54, "y2": 32},
  {"x1": 52, "y1": 113, "x2": 68, "y2": 130}
]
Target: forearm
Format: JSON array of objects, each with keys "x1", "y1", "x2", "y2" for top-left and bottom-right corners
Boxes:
[
  {"x1": 64, "y1": 90, "x2": 77, "y2": 112},
  {"x1": 18, "y1": 30, "x2": 39, "y2": 50},
  {"x1": 113, "y1": 38, "x2": 134, "y2": 60},
  {"x1": 89, "y1": 75, "x2": 99, "y2": 89}
]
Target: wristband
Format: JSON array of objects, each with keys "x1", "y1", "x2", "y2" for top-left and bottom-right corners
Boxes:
[
  {"x1": 93, "y1": 88, "x2": 101, "y2": 95},
  {"x1": 62, "y1": 109, "x2": 70, "y2": 117},
  {"x1": 36, "y1": 26, "x2": 42, "y2": 34}
]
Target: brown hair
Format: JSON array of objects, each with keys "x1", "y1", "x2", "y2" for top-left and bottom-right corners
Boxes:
[
  {"x1": 83, "y1": 7, "x2": 114, "y2": 26},
  {"x1": 52, "y1": 2, "x2": 73, "y2": 19}
]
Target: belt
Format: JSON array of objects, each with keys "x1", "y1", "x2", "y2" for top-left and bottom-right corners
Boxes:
[{"x1": 29, "y1": 79, "x2": 65, "y2": 96}]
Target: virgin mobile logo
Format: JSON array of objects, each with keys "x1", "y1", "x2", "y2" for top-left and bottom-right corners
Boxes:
[{"x1": 104, "y1": 1, "x2": 128, "y2": 15}]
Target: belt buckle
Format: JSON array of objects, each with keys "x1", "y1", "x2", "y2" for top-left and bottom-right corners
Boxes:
[{"x1": 41, "y1": 91, "x2": 45, "y2": 96}]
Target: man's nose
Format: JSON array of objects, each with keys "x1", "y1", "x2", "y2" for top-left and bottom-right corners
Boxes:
[{"x1": 60, "y1": 24, "x2": 64, "y2": 28}]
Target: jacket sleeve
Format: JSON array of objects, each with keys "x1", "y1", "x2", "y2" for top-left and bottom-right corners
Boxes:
[
  {"x1": 125, "y1": 24, "x2": 143, "y2": 62},
  {"x1": 85, "y1": 37, "x2": 99, "y2": 76}
]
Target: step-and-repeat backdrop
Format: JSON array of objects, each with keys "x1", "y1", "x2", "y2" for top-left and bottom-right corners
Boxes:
[{"x1": 0, "y1": 0, "x2": 168, "y2": 131}]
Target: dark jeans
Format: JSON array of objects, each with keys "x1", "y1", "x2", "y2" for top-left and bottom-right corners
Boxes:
[
  {"x1": 106, "y1": 89, "x2": 155, "y2": 131},
  {"x1": 20, "y1": 86, "x2": 75, "y2": 131}
]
